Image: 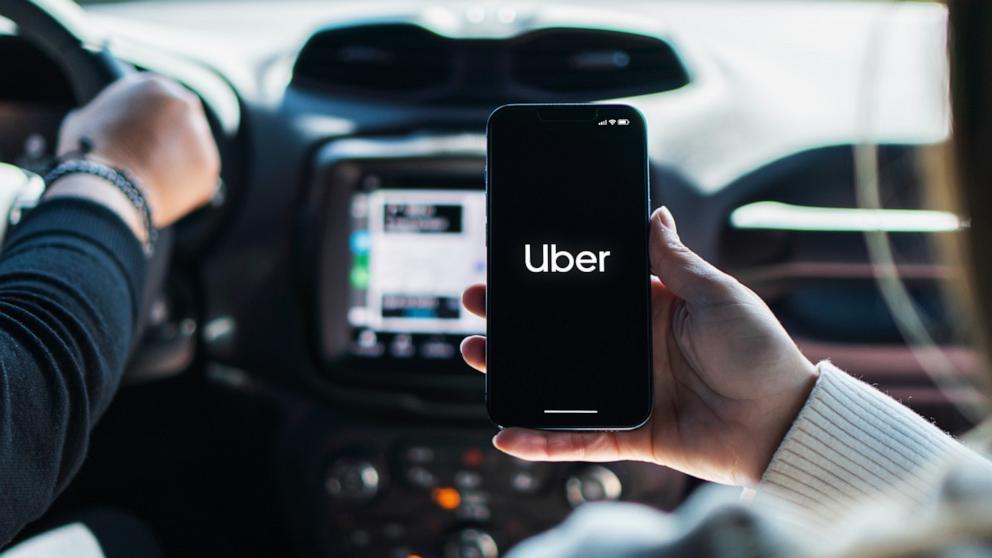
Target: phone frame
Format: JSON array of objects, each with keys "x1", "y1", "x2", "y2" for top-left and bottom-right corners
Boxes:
[{"x1": 484, "y1": 103, "x2": 654, "y2": 431}]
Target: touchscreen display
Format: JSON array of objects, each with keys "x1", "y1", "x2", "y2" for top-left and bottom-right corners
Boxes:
[
  {"x1": 485, "y1": 105, "x2": 652, "y2": 428},
  {"x1": 346, "y1": 189, "x2": 486, "y2": 361}
]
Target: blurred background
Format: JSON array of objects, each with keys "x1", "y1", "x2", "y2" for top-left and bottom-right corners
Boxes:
[{"x1": 0, "y1": 1, "x2": 972, "y2": 557}]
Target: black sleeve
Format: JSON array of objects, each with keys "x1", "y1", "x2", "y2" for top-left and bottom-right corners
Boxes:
[{"x1": 0, "y1": 198, "x2": 147, "y2": 547}]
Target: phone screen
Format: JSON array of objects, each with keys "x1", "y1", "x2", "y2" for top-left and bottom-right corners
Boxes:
[{"x1": 486, "y1": 104, "x2": 653, "y2": 430}]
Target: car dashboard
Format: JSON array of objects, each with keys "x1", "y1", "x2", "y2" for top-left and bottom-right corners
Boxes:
[{"x1": 0, "y1": 2, "x2": 965, "y2": 557}]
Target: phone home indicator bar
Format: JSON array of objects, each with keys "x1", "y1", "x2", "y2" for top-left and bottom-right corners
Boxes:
[{"x1": 544, "y1": 410, "x2": 599, "y2": 414}]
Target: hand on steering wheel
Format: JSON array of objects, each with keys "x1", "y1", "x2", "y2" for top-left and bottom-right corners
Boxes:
[
  {"x1": 1, "y1": 0, "x2": 219, "y2": 353},
  {"x1": 56, "y1": 74, "x2": 220, "y2": 228}
]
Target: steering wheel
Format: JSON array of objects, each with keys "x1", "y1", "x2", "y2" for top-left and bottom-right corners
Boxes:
[
  {"x1": 0, "y1": 0, "x2": 123, "y2": 101},
  {"x1": 0, "y1": 0, "x2": 174, "y2": 356}
]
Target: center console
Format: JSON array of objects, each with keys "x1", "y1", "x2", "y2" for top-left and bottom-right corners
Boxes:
[
  {"x1": 276, "y1": 418, "x2": 688, "y2": 558},
  {"x1": 309, "y1": 135, "x2": 488, "y2": 380},
  {"x1": 291, "y1": 135, "x2": 688, "y2": 557}
]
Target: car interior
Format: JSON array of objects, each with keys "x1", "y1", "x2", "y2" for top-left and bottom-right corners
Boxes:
[{"x1": 0, "y1": 1, "x2": 968, "y2": 557}]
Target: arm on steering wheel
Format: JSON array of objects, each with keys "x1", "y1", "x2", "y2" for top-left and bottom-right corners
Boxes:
[
  {"x1": 0, "y1": 196, "x2": 147, "y2": 546},
  {"x1": 0, "y1": 1, "x2": 219, "y2": 545}
]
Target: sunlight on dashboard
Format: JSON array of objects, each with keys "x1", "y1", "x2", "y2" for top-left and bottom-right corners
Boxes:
[{"x1": 730, "y1": 200, "x2": 962, "y2": 233}]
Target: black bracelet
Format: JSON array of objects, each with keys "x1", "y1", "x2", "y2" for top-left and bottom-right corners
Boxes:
[{"x1": 44, "y1": 159, "x2": 157, "y2": 256}]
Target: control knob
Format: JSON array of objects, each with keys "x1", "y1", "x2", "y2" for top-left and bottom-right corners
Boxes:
[
  {"x1": 564, "y1": 465, "x2": 622, "y2": 507},
  {"x1": 444, "y1": 528, "x2": 498, "y2": 558},
  {"x1": 325, "y1": 459, "x2": 380, "y2": 502}
]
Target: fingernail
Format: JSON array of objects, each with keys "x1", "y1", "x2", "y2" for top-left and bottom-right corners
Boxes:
[
  {"x1": 493, "y1": 428, "x2": 513, "y2": 444},
  {"x1": 658, "y1": 206, "x2": 676, "y2": 231},
  {"x1": 492, "y1": 429, "x2": 517, "y2": 448}
]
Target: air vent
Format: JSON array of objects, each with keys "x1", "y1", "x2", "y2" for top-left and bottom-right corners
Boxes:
[
  {"x1": 291, "y1": 24, "x2": 691, "y2": 103},
  {"x1": 717, "y1": 146, "x2": 957, "y2": 344},
  {"x1": 510, "y1": 28, "x2": 689, "y2": 99},
  {"x1": 292, "y1": 24, "x2": 453, "y2": 95}
]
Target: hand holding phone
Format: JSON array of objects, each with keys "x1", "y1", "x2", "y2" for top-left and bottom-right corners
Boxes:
[{"x1": 462, "y1": 208, "x2": 820, "y2": 486}]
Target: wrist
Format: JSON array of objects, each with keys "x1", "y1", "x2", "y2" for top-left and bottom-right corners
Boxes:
[
  {"x1": 748, "y1": 358, "x2": 820, "y2": 483},
  {"x1": 44, "y1": 174, "x2": 149, "y2": 243},
  {"x1": 43, "y1": 159, "x2": 157, "y2": 255},
  {"x1": 86, "y1": 151, "x2": 161, "y2": 224}
]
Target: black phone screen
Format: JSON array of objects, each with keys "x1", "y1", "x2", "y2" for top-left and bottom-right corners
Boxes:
[{"x1": 486, "y1": 104, "x2": 653, "y2": 430}]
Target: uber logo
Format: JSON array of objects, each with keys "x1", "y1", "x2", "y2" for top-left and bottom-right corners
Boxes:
[{"x1": 525, "y1": 243, "x2": 611, "y2": 273}]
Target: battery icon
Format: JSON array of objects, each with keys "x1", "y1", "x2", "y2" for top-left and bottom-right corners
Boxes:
[{"x1": 617, "y1": 118, "x2": 630, "y2": 126}]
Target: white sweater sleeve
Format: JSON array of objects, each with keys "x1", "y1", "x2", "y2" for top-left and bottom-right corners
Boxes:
[
  {"x1": 755, "y1": 361, "x2": 985, "y2": 521},
  {"x1": 507, "y1": 361, "x2": 992, "y2": 558}
]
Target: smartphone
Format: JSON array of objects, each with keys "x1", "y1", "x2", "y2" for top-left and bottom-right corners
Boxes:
[{"x1": 485, "y1": 104, "x2": 653, "y2": 430}]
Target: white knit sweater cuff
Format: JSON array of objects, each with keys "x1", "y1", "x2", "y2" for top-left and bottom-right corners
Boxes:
[{"x1": 755, "y1": 360, "x2": 973, "y2": 521}]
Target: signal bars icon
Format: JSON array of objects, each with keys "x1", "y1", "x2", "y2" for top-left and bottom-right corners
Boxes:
[{"x1": 598, "y1": 120, "x2": 608, "y2": 126}]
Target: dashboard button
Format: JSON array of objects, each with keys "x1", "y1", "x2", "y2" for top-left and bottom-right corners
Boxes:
[
  {"x1": 404, "y1": 445, "x2": 435, "y2": 464},
  {"x1": 405, "y1": 465, "x2": 437, "y2": 489},
  {"x1": 510, "y1": 470, "x2": 539, "y2": 493},
  {"x1": 565, "y1": 465, "x2": 622, "y2": 507},
  {"x1": 454, "y1": 470, "x2": 483, "y2": 490},
  {"x1": 325, "y1": 459, "x2": 381, "y2": 502},
  {"x1": 445, "y1": 529, "x2": 498, "y2": 558},
  {"x1": 455, "y1": 491, "x2": 491, "y2": 521}
]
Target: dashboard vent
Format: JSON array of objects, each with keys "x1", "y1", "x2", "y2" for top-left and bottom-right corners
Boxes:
[
  {"x1": 509, "y1": 28, "x2": 689, "y2": 99},
  {"x1": 717, "y1": 146, "x2": 957, "y2": 345},
  {"x1": 291, "y1": 24, "x2": 690, "y2": 102},
  {"x1": 292, "y1": 24, "x2": 453, "y2": 96}
]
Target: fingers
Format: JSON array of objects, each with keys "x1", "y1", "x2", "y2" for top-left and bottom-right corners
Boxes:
[
  {"x1": 460, "y1": 335, "x2": 486, "y2": 373},
  {"x1": 462, "y1": 283, "x2": 486, "y2": 319},
  {"x1": 56, "y1": 110, "x2": 82, "y2": 156},
  {"x1": 649, "y1": 207, "x2": 731, "y2": 303},
  {"x1": 493, "y1": 428, "x2": 636, "y2": 462},
  {"x1": 461, "y1": 285, "x2": 487, "y2": 372}
]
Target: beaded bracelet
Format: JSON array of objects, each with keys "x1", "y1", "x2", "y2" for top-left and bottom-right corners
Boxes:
[{"x1": 44, "y1": 158, "x2": 157, "y2": 256}]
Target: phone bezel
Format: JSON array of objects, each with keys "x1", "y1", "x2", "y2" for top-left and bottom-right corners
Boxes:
[{"x1": 484, "y1": 103, "x2": 654, "y2": 431}]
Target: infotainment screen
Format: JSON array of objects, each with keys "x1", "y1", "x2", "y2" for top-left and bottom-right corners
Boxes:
[{"x1": 346, "y1": 188, "x2": 486, "y2": 362}]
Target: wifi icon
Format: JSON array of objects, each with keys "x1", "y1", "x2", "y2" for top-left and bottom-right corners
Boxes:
[{"x1": 608, "y1": 119, "x2": 616, "y2": 125}]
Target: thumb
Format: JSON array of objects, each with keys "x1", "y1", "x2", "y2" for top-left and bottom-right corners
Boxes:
[{"x1": 649, "y1": 207, "x2": 731, "y2": 303}]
